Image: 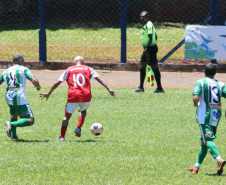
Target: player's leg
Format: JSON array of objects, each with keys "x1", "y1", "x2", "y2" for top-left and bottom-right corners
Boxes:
[
  {"x1": 10, "y1": 113, "x2": 19, "y2": 139},
  {"x1": 77, "y1": 110, "x2": 86, "y2": 129},
  {"x1": 207, "y1": 140, "x2": 226, "y2": 175},
  {"x1": 5, "y1": 104, "x2": 32, "y2": 138},
  {"x1": 59, "y1": 102, "x2": 77, "y2": 141},
  {"x1": 4, "y1": 105, "x2": 17, "y2": 138},
  {"x1": 133, "y1": 50, "x2": 146, "y2": 93},
  {"x1": 59, "y1": 114, "x2": 71, "y2": 141},
  {"x1": 204, "y1": 125, "x2": 226, "y2": 175},
  {"x1": 150, "y1": 63, "x2": 163, "y2": 92},
  {"x1": 189, "y1": 124, "x2": 209, "y2": 173},
  {"x1": 75, "y1": 102, "x2": 90, "y2": 137},
  {"x1": 189, "y1": 139, "x2": 207, "y2": 174},
  {"x1": 11, "y1": 104, "x2": 34, "y2": 126},
  {"x1": 149, "y1": 45, "x2": 164, "y2": 93},
  {"x1": 190, "y1": 124, "x2": 226, "y2": 175}
]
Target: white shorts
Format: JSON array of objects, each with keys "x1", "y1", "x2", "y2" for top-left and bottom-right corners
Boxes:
[{"x1": 65, "y1": 102, "x2": 90, "y2": 115}]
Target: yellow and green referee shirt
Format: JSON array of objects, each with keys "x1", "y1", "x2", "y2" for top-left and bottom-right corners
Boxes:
[{"x1": 141, "y1": 21, "x2": 157, "y2": 48}]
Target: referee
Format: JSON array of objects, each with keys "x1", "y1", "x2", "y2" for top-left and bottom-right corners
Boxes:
[{"x1": 133, "y1": 11, "x2": 164, "y2": 93}]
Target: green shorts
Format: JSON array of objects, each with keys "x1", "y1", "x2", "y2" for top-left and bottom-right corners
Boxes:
[
  {"x1": 8, "y1": 104, "x2": 34, "y2": 118},
  {"x1": 199, "y1": 124, "x2": 217, "y2": 143}
]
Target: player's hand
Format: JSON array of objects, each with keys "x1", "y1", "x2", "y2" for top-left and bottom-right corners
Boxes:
[
  {"x1": 36, "y1": 85, "x2": 41, "y2": 91},
  {"x1": 40, "y1": 93, "x2": 50, "y2": 100},
  {"x1": 109, "y1": 89, "x2": 117, "y2": 97},
  {"x1": 31, "y1": 78, "x2": 41, "y2": 91}
]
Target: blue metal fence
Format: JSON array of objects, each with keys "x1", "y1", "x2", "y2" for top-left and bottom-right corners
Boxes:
[
  {"x1": 38, "y1": 0, "x2": 225, "y2": 63},
  {"x1": 1, "y1": 0, "x2": 225, "y2": 63}
]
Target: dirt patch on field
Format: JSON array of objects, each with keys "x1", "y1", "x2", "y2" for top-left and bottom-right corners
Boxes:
[{"x1": 1, "y1": 69, "x2": 226, "y2": 90}]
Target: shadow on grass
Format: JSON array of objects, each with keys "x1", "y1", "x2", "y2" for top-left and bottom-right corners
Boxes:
[
  {"x1": 12, "y1": 139, "x2": 49, "y2": 143},
  {"x1": 69, "y1": 139, "x2": 97, "y2": 143},
  {"x1": 206, "y1": 173, "x2": 226, "y2": 176}
]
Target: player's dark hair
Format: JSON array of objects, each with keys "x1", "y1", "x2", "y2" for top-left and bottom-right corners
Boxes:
[
  {"x1": 205, "y1": 63, "x2": 216, "y2": 77},
  {"x1": 13, "y1": 54, "x2": 24, "y2": 64}
]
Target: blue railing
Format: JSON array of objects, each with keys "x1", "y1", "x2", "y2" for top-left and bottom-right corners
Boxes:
[{"x1": 39, "y1": 0, "x2": 224, "y2": 63}]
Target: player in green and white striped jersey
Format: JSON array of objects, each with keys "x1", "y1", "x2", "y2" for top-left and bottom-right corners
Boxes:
[
  {"x1": 189, "y1": 63, "x2": 226, "y2": 175},
  {"x1": 0, "y1": 54, "x2": 41, "y2": 139}
]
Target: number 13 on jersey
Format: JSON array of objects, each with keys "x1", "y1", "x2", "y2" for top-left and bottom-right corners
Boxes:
[{"x1": 209, "y1": 85, "x2": 221, "y2": 110}]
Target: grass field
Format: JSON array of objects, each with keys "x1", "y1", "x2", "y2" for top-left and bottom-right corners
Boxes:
[
  {"x1": 1, "y1": 87, "x2": 226, "y2": 184},
  {"x1": 0, "y1": 24, "x2": 185, "y2": 62}
]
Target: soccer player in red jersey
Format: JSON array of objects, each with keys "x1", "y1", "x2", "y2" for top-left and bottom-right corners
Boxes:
[{"x1": 40, "y1": 56, "x2": 116, "y2": 141}]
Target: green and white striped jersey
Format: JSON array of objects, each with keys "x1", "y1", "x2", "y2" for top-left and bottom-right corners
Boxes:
[
  {"x1": 0, "y1": 65, "x2": 34, "y2": 105},
  {"x1": 193, "y1": 77, "x2": 226, "y2": 126}
]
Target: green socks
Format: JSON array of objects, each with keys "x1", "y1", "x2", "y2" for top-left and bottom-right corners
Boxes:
[
  {"x1": 207, "y1": 141, "x2": 220, "y2": 160},
  {"x1": 11, "y1": 118, "x2": 30, "y2": 128},
  {"x1": 194, "y1": 142, "x2": 221, "y2": 168},
  {"x1": 11, "y1": 118, "x2": 18, "y2": 138},
  {"x1": 10, "y1": 118, "x2": 31, "y2": 138},
  {"x1": 196, "y1": 145, "x2": 208, "y2": 167}
]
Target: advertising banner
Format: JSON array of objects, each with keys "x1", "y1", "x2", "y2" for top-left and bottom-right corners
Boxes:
[{"x1": 185, "y1": 25, "x2": 226, "y2": 60}]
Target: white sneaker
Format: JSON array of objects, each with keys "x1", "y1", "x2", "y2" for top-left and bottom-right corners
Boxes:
[
  {"x1": 4, "y1": 121, "x2": 11, "y2": 138},
  {"x1": 59, "y1": 136, "x2": 65, "y2": 141}
]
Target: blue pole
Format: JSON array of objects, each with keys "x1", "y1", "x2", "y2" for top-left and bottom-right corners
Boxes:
[
  {"x1": 210, "y1": 0, "x2": 218, "y2": 64},
  {"x1": 39, "y1": 0, "x2": 47, "y2": 62},
  {"x1": 121, "y1": 0, "x2": 127, "y2": 63},
  {"x1": 210, "y1": 0, "x2": 218, "y2": 25}
]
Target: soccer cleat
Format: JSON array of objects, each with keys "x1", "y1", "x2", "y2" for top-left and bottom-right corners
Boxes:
[
  {"x1": 4, "y1": 121, "x2": 12, "y2": 138},
  {"x1": 75, "y1": 128, "x2": 81, "y2": 137},
  {"x1": 59, "y1": 136, "x2": 65, "y2": 141},
  {"x1": 154, "y1": 88, "x2": 165, "y2": 93},
  {"x1": 217, "y1": 159, "x2": 226, "y2": 175},
  {"x1": 11, "y1": 136, "x2": 19, "y2": 140},
  {"x1": 133, "y1": 87, "x2": 144, "y2": 93},
  {"x1": 189, "y1": 166, "x2": 199, "y2": 174}
]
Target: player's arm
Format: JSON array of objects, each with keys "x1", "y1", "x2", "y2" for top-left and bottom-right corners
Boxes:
[
  {"x1": 221, "y1": 84, "x2": 226, "y2": 98},
  {"x1": 147, "y1": 34, "x2": 153, "y2": 47},
  {"x1": 25, "y1": 68, "x2": 41, "y2": 90},
  {"x1": 144, "y1": 35, "x2": 152, "y2": 58},
  {"x1": 30, "y1": 77, "x2": 41, "y2": 91},
  {"x1": 220, "y1": 84, "x2": 226, "y2": 117},
  {"x1": 146, "y1": 21, "x2": 154, "y2": 48},
  {"x1": 193, "y1": 95, "x2": 200, "y2": 107},
  {"x1": 193, "y1": 81, "x2": 201, "y2": 107},
  {"x1": 95, "y1": 77, "x2": 116, "y2": 97},
  {"x1": 40, "y1": 81, "x2": 62, "y2": 100},
  {"x1": 0, "y1": 74, "x2": 4, "y2": 85},
  {"x1": 40, "y1": 69, "x2": 67, "y2": 100}
]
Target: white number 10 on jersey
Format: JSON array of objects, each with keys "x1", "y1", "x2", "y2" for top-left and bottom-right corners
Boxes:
[{"x1": 73, "y1": 73, "x2": 86, "y2": 87}]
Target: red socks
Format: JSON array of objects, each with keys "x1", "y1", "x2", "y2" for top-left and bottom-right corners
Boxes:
[
  {"x1": 60, "y1": 117, "x2": 85, "y2": 138},
  {"x1": 77, "y1": 117, "x2": 85, "y2": 129},
  {"x1": 61, "y1": 126, "x2": 67, "y2": 138}
]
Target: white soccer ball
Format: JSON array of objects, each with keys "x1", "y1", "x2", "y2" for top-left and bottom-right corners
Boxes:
[{"x1": 90, "y1": 123, "x2": 103, "y2": 136}]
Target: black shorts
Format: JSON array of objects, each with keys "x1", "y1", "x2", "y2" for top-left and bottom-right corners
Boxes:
[{"x1": 141, "y1": 45, "x2": 158, "y2": 65}]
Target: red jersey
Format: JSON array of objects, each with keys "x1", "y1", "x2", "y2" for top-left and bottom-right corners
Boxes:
[{"x1": 59, "y1": 65, "x2": 99, "y2": 102}]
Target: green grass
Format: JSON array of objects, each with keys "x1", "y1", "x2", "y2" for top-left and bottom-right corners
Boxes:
[
  {"x1": 0, "y1": 25, "x2": 185, "y2": 62},
  {"x1": 1, "y1": 87, "x2": 226, "y2": 184}
]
